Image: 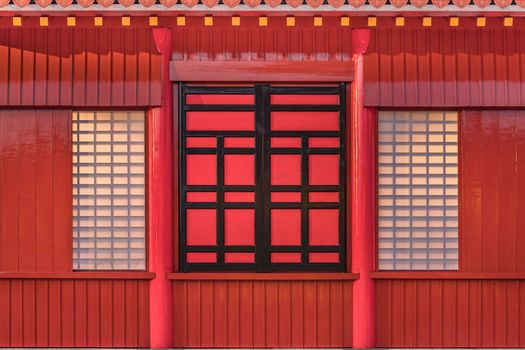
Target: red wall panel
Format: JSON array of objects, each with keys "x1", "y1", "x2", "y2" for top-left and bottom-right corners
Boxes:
[
  {"x1": 376, "y1": 279, "x2": 525, "y2": 348},
  {"x1": 173, "y1": 280, "x2": 353, "y2": 348},
  {"x1": 0, "y1": 109, "x2": 71, "y2": 272},
  {"x1": 0, "y1": 278, "x2": 149, "y2": 347},
  {"x1": 0, "y1": 29, "x2": 161, "y2": 107},
  {"x1": 461, "y1": 110, "x2": 525, "y2": 272},
  {"x1": 364, "y1": 29, "x2": 525, "y2": 107},
  {"x1": 170, "y1": 17, "x2": 353, "y2": 63}
]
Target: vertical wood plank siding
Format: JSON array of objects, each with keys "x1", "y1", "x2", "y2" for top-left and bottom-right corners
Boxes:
[
  {"x1": 376, "y1": 279, "x2": 525, "y2": 347},
  {"x1": 461, "y1": 110, "x2": 525, "y2": 273},
  {"x1": 173, "y1": 280, "x2": 353, "y2": 348},
  {"x1": 0, "y1": 109, "x2": 72, "y2": 272},
  {"x1": 0, "y1": 29, "x2": 161, "y2": 107},
  {"x1": 364, "y1": 29, "x2": 525, "y2": 107},
  {"x1": 0, "y1": 279, "x2": 149, "y2": 347},
  {"x1": 171, "y1": 20, "x2": 353, "y2": 62}
]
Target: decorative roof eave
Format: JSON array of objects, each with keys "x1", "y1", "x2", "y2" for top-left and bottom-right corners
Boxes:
[{"x1": 3, "y1": 3, "x2": 525, "y2": 13}]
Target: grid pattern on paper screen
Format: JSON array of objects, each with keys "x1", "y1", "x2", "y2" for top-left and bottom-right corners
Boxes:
[
  {"x1": 378, "y1": 111, "x2": 458, "y2": 270},
  {"x1": 73, "y1": 111, "x2": 146, "y2": 270}
]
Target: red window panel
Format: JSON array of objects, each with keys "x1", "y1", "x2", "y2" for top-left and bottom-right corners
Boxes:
[
  {"x1": 271, "y1": 94, "x2": 339, "y2": 105},
  {"x1": 309, "y1": 209, "x2": 339, "y2": 246},
  {"x1": 186, "y1": 154, "x2": 216, "y2": 185},
  {"x1": 186, "y1": 137, "x2": 217, "y2": 148},
  {"x1": 186, "y1": 209, "x2": 217, "y2": 246},
  {"x1": 224, "y1": 137, "x2": 255, "y2": 148},
  {"x1": 271, "y1": 192, "x2": 302, "y2": 203},
  {"x1": 271, "y1": 155, "x2": 301, "y2": 185},
  {"x1": 271, "y1": 209, "x2": 301, "y2": 246},
  {"x1": 308, "y1": 137, "x2": 339, "y2": 148},
  {"x1": 224, "y1": 209, "x2": 255, "y2": 246},
  {"x1": 309, "y1": 252, "x2": 340, "y2": 263},
  {"x1": 224, "y1": 192, "x2": 255, "y2": 202},
  {"x1": 224, "y1": 154, "x2": 255, "y2": 185},
  {"x1": 309, "y1": 155, "x2": 339, "y2": 185},
  {"x1": 186, "y1": 94, "x2": 254, "y2": 105},
  {"x1": 271, "y1": 112, "x2": 339, "y2": 131},
  {"x1": 186, "y1": 111, "x2": 254, "y2": 131},
  {"x1": 187, "y1": 252, "x2": 217, "y2": 263},
  {"x1": 270, "y1": 137, "x2": 302, "y2": 148},
  {"x1": 186, "y1": 192, "x2": 217, "y2": 202},
  {"x1": 271, "y1": 252, "x2": 302, "y2": 263},
  {"x1": 309, "y1": 192, "x2": 339, "y2": 203},
  {"x1": 225, "y1": 252, "x2": 255, "y2": 263}
]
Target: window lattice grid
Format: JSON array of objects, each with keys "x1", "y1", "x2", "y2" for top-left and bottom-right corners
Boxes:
[
  {"x1": 378, "y1": 111, "x2": 458, "y2": 271},
  {"x1": 73, "y1": 111, "x2": 146, "y2": 270}
]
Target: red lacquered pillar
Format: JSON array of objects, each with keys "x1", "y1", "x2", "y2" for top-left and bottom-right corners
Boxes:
[
  {"x1": 149, "y1": 28, "x2": 174, "y2": 348},
  {"x1": 350, "y1": 28, "x2": 376, "y2": 349}
]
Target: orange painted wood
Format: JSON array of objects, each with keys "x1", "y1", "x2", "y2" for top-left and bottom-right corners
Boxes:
[
  {"x1": 0, "y1": 28, "x2": 161, "y2": 107},
  {"x1": 173, "y1": 280, "x2": 353, "y2": 348},
  {"x1": 170, "y1": 61, "x2": 354, "y2": 83},
  {"x1": 376, "y1": 279, "x2": 525, "y2": 347}
]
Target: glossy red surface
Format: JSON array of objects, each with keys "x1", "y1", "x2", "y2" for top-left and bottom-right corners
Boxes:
[
  {"x1": 364, "y1": 28, "x2": 525, "y2": 108},
  {"x1": 186, "y1": 111, "x2": 254, "y2": 131},
  {"x1": 0, "y1": 29, "x2": 160, "y2": 107},
  {"x1": 224, "y1": 209, "x2": 255, "y2": 246},
  {"x1": 376, "y1": 279, "x2": 525, "y2": 347},
  {"x1": 461, "y1": 110, "x2": 525, "y2": 273},
  {"x1": 0, "y1": 279, "x2": 149, "y2": 347},
  {"x1": 270, "y1": 209, "x2": 301, "y2": 246},
  {"x1": 186, "y1": 209, "x2": 217, "y2": 246},
  {"x1": 351, "y1": 28, "x2": 375, "y2": 349},
  {"x1": 0, "y1": 109, "x2": 71, "y2": 272},
  {"x1": 173, "y1": 280, "x2": 353, "y2": 348},
  {"x1": 148, "y1": 27, "x2": 174, "y2": 349},
  {"x1": 271, "y1": 112, "x2": 339, "y2": 131}
]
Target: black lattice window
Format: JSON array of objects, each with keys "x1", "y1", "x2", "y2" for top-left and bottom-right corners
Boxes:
[{"x1": 179, "y1": 84, "x2": 347, "y2": 272}]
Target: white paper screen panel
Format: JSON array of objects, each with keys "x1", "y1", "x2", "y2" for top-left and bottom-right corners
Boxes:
[
  {"x1": 378, "y1": 111, "x2": 458, "y2": 270},
  {"x1": 73, "y1": 111, "x2": 146, "y2": 270}
]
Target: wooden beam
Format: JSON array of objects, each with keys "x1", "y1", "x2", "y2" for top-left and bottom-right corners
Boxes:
[
  {"x1": 170, "y1": 60, "x2": 354, "y2": 82},
  {"x1": 167, "y1": 272, "x2": 359, "y2": 281}
]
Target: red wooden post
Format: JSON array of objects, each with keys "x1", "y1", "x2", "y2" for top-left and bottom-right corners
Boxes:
[
  {"x1": 350, "y1": 28, "x2": 376, "y2": 349},
  {"x1": 149, "y1": 28, "x2": 174, "y2": 348}
]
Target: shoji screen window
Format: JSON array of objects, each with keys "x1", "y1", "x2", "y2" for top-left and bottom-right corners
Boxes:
[
  {"x1": 73, "y1": 111, "x2": 146, "y2": 270},
  {"x1": 378, "y1": 111, "x2": 458, "y2": 270}
]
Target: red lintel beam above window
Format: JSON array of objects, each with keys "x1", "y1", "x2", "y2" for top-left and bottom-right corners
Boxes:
[{"x1": 169, "y1": 61, "x2": 354, "y2": 83}]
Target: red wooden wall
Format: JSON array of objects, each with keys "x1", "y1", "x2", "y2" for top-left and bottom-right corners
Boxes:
[
  {"x1": 0, "y1": 28, "x2": 161, "y2": 107},
  {"x1": 461, "y1": 110, "x2": 525, "y2": 273},
  {"x1": 0, "y1": 109, "x2": 71, "y2": 272},
  {"x1": 170, "y1": 17, "x2": 353, "y2": 62},
  {"x1": 372, "y1": 91, "x2": 525, "y2": 346},
  {"x1": 376, "y1": 279, "x2": 525, "y2": 347},
  {"x1": 0, "y1": 278, "x2": 150, "y2": 347},
  {"x1": 0, "y1": 27, "x2": 162, "y2": 347},
  {"x1": 173, "y1": 279, "x2": 353, "y2": 348},
  {"x1": 364, "y1": 29, "x2": 525, "y2": 107}
]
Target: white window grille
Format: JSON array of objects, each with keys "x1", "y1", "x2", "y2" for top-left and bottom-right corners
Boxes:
[
  {"x1": 73, "y1": 111, "x2": 146, "y2": 270},
  {"x1": 378, "y1": 111, "x2": 458, "y2": 270}
]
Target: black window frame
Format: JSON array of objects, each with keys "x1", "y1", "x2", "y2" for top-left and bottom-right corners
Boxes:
[{"x1": 178, "y1": 83, "x2": 347, "y2": 272}]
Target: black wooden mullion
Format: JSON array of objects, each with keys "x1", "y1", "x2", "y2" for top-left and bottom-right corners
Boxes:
[
  {"x1": 217, "y1": 137, "x2": 225, "y2": 264},
  {"x1": 300, "y1": 136, "x2": 309, "y2": 265},
  {"x1": 258, "y1": 84, "x2": 271, "y2": 272}
]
